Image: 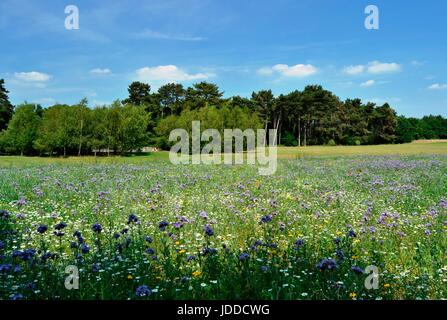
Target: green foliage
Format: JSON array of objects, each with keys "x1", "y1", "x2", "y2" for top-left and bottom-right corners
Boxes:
[
  {"x1": 0, "y1": 103, "x2": 41, "y2": 155},
  {"x1": 1, "y1": 80, "x2": 446, "y2": 156},
  {"x1": 0, "y1": 79, "x2": 14, "y2": 131},
  {"x1": 281, "y1": 131, "x2": 298, "y2": 146}
]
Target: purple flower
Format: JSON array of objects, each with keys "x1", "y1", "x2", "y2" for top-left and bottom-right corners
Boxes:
[
  {"x1": 55, "y1": 222, "x2": 67, "y2": 230},
  {"x1": 135, "y1": 285, "x2": 152, "y2": 297},
  {"x1": 294, "y1": 239, "x2": 305, "y2": 250},
  {"x1": 204, "y1": 225, "x2": 214, "y2": 237},
  {"x1": 260, "y1": 266, "x2": 269, "y2": 272},
  {"x1": 351, "y1": 266, "x2": 364, "y2": 275},
  {"x1": 81, "y1": 244, "x2": 90, "y2": 254},
  {"x1": 145, "y1": 236, "x2": 153, "y2": 243},
  {"x1": 425, "y1": 230, "x2": 431, "y2": 236},
  {"x1": 0, "y1": 264, "x2": 12, "y2": 273},
  {"x1": 146, "y1": 248, "x2": 155, "y2": 255},
  {"x1": 199, "y1": 211, "x2": 209, "y2": 220},
  {"x1": 348, "y1": 230, "x2": 356, "y2": 237},
  {"x1": 127, "y1": 214, "x2": 139, "y2": 224},
  {"x1": 0, "y1": 210, "x2": 10, "y2": 219},
  {"x1": 37, "y1": 225, "x2": 48, "y2": 234},
  {"x1": 261, "y1": 215, "x2": 272, "y2": 223},
  {"x1": 316, "y1": 258, "x2": 337, "y2": 271},
  {"x1": 239, "y1": 252, "x2": 249, "y2": 261},
  {"x1": 158, "y1": 221, "x2": 169, "y2": 231},
  {"x1": 10, "y1": 293, "x2": 24, "y2": 300},
  {"x1": 186, "y1": 255, "x2": 196, "y2": 262},
  {"x1": 173, "y1": 222, "x2": 183, "y2": 229},
  {"x1": 92, "y1": 223, "x2": 103, "y2": 233}
]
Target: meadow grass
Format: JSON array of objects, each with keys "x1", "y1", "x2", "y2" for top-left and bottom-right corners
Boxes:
[{"x1": 0, "y1": 142, "x2": 446, "y2": 300}]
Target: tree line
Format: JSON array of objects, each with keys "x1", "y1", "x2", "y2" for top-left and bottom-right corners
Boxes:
[{"x1": 0, "y1": 79, "x2": 446, "y2": 156}]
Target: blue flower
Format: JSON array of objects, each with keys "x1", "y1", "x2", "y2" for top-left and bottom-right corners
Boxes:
[
  {"x1": 348, "y1": 230, "x2": 357, "y2": 237},
  {"x1": 261, "y1": 215, "x2": 272, "y2": 223},
  {"x1": 73, "y1": 231, "x2": 82, "y2": 238},
  {"x1": 81, "y1": 244, "x2": 90, "y2": 254},
  {"x1": 199, "y1": 211, "x2": 209, "y2": 220},
  {"x1": 55, "y1": 222, "x2": 67, "y2": 230},
  {"x1": 239, "y1": 252, "x2": 249, "y2": 261},
  {"x1": 158, "y1": 221, "x2": 169, "y2": 231},
  {"x1": 316, "y1": 258, "x2": 338, "y2": 271},
  {"x1": 294, "y1": 239, "x2": 305, "y2": 249},
  {"x1": 10, "y1": 293, "x2": 24, "y2": 300},
  {"x1": 0, "y1": 264, "x2": 12, "y2": 273},
  {"x1": 135, "y1": 285, "x2": 152, "y2": 297},
  {"x1": 37, "y1": 225, "x2": 48, "y2": 234},
  {"x1": 0, "y1": 210, "x2": 10, "y2": 219},
  {"x1": 128, "y1": 214, "x2": 139, "y2": 224},
  {"x1": 145, "y1": 248, "x2": 155, "y2": 255},
  {"x1": 260, "y1": 266, "x2": 269, "y2": 272},
  {"x1": 204, "y1": 224, "x2": 214, "y2": 236},
  {"x1": 145, "y1": 236, "x2": 153, "y2": 243},
  {"x1": 0, "y1": 240, "x2": 4, "y2": 250},
  {"x1": 351, "y1": 266, "x2": 364, "y2": 275},
  {"x1": 92, "y1": 223, "x2": 103, "y2": 233},
  {"x1": 173, "y1": 222, "x2": 183, "y2": 229},
  {"x1": 186, "y1": 255, "x2": 196, "y2": 262}
]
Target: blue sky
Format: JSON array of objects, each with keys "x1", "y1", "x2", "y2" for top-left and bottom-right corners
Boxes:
[{"x1": 1, "y1": 0, "x2": 446, "y2": 117}]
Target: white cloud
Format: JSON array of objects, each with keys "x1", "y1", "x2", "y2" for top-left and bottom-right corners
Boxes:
[
  {"x1": 428, "y1": 83, "x2": 447, "y2": 90},
  {"x1": 134, "y1": 29, "x2": 205, "y2": 41},
  {"x1": 342, "y1": 61, "x2": 401, "y2": 75},
  {"x1": 360, "y1": 80, "x2": 375, "y2": 87},
  {"x1": 90, "y1": 68, "x2": 112, "y2": 75},
  {"x1": 135, "y1": 65, "x2": 214, "y2": 82},
  {"x1": 343, "y1": 65, "x2": 365, "y2": 75},
  {"x1": 367, "y1": 61, "x2": 401, "y2": 74},
  {"x1": 257, "y1": 64, "x2": 318, "y2": 78},
  {"x1": 14, "y1": 71, "x2": 51, "y2": 82}
]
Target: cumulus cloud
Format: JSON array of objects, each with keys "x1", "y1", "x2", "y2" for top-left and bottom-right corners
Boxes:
[
  {"x1": 343, "y1": 65, "x2": 365, "y2": 75},
  {"x1": 14, "y1": 71, "x2": 51, "y2": 82},
  {"x1": 342, "y1": 61, "x2": 401, "y2": 75},
  {"x1": 90, "y1": 68, "x2": 112, "y2": 75},
  {"x1": 367, "y1": 61, "x2": 401, "y2": 74},
  {"x1": 360, "y1": 80, "x2": 375, "y2": 87},
  {"x1": 135, "y1": 65, "x2": 214, "y2": 82},
  {"x1": 257, "y1": 64, "x2": 318, "y2": 78},
  {"x1": 428, "y1": 83, "x2": 447, "y2": 90}
]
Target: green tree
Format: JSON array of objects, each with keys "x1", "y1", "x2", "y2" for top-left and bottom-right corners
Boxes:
[
  {"x1": 1, "y1": 103, "x2": 41, "y2": 155},
  {"x1": 158, "y1": 83, "x2": 185, "y2": 117},
  {"x1": 119, "y1": 104, "x2": 150, "y2": 153},
  {"x1": 185, "y1": 82, "x2": 223, "y2": 110},
  {"x1": 124, "y1": 82, "x2": 151, "y2": 106},
  {"x1": 0, "y1": 79, "x2": 14, "y2": 131}
]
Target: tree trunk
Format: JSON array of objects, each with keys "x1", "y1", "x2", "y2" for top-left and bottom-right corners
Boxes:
[{"x1": 298, "y1": 117, "x2": 301, "y2": 147}]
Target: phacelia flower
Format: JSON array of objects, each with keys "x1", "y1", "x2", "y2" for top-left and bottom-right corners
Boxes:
[
  {"x1": 92, "y1": 223, "x2": 103, "y2": 233},
  {"x1": 204, "y1": 224, "x2": 214, "y2": 236},
  {"x1": 37, "y1": 225, "x2": 48, "y2": 234},
  {"x1": 135, "y1": 285, "x2": 152, "y2": 297}
]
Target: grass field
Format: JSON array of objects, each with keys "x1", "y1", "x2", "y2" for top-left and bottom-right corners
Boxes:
[
  {"x1": 0, "y1": 141, "x2": 446, "y2": 300},
  {"x1": 1, "y1": 141, "x2": 446, "y2": 168}
]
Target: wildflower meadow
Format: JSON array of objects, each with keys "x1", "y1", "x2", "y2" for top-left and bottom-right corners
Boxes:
[{"x1": 0, "y1": 153, "x2": 446, "y2": 300}]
